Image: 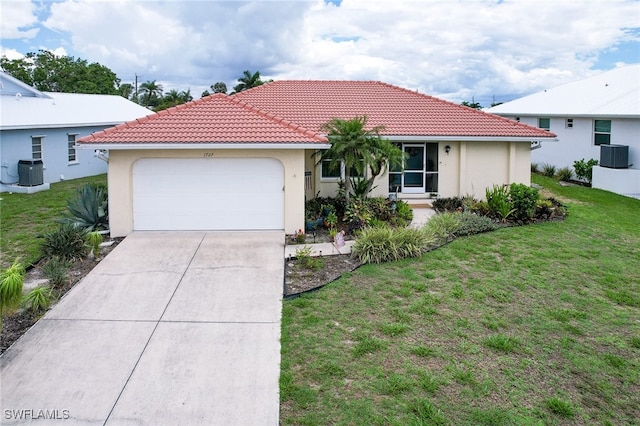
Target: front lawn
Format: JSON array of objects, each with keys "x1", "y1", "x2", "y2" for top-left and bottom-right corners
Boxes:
[
  {"x1": 0, "y1": 175, "x2": 107, "y2": 269},
  {"x1": 280, "y1": 175, "x2": 640, "y2": 425}
]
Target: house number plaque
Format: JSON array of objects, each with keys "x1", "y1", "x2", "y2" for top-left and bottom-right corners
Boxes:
[{"x1": 203, "y1": 153, "x2": 214, "y2": 158}]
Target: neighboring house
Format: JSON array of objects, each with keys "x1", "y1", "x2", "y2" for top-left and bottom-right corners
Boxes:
[
  {"x1": 487, "y1": 64, "x2": 640, "y2": 198},
  {"x1": 0, "y1": 71, "x2": 152, "y2": 193},
  {"x1": 78, "y1": 81, "x2": 554, "y2": 237}
]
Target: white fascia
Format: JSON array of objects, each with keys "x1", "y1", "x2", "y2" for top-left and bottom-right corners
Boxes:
[
  {"x1": 386, "y1": 135, "x2": 559, "y2": 143},
  {"x1": 77, "y1": 142, "x2": 332, "y2": 150}
]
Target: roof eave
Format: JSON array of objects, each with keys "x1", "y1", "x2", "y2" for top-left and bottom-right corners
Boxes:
[
  {"x1": 77, "y1": 142, "x2": 332, "y2": 150},
  {"x1": 0, "y1": 121, "x2": 134, "y2": 131},
  {"x1": 386, "y1": 135, "x2": 557, "y2": 142}
]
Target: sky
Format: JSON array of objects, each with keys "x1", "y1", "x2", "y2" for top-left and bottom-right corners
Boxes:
[{"x1": 1, "y1": 0, "x2": 639, "y2": 105}]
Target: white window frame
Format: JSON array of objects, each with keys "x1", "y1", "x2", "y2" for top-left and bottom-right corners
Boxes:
[
  {"x1": 32, "y1": 135, "x2": 44, "y2": 161},
  {"x1": 319, "y1": 150, "x2": 365, "y2": 181},
  {"x1": 538, "y1": 117, "x2": 551, "y2": 130},
  {"x1": 68, "y1": 133, "x2": 79, "y2": 164}
]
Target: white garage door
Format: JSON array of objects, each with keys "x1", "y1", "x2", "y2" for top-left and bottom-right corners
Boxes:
[{"x1": 132, "y1": 158, "x2": 284, "y2": 231}]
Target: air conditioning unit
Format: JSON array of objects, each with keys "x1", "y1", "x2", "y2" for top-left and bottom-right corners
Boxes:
[
  {"x1": 600, "y1": 145, "x2": 629, "y2": 169},
  {"x1": 18, "y1": 159, "x2": 44, "y2": 186}
]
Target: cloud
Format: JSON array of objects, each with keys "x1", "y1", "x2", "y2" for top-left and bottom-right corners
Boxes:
[
  {"x1": 0, "y1": 0, "x2": 39, "y2": 39},
  {"x1": 3, "y1": 0, "x2": 639, "y2": 104}
]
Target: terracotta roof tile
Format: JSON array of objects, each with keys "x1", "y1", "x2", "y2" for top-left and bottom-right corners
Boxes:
[
  {"x1": 78, "y1": 93, "x2": 328, "y2": 145},
  {"x1": 234, "y1": 80, "x2": 556, "y2": 138}
]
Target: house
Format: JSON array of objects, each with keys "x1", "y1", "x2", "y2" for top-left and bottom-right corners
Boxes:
[
  {"x1": 0, "y1": 71, "x2": 152, "y2": 193},
  {"x1": 487, "y1": 64, "x2": 640, "y2": 198},
  {"x1": 78, "y1": 81, "x2": 555, "y2": 237}
]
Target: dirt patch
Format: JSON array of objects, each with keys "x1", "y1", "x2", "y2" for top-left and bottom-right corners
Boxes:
[{"x1": 284, "y1": 254, "x2": 361, "y2": 297}]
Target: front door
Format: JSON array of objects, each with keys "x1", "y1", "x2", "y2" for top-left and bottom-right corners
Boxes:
[{"x1": 402, "y1": 145, "x2": 425, "y2": 194}]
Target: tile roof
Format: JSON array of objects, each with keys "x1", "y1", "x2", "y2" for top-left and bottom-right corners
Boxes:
[
  {"x1": 78, "y1": 94, "x2": 328, "y2": 145},
  {"x1": 234, "y1": 80, "x2": 555, "y2": 139},
  {"x1": 487, "y1": 64, "x2": 640, "y2": 117}
]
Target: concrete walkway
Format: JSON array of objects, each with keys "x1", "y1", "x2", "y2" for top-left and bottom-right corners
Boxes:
[{"x1": 1, "y1": 231, "x2": 284, "y2": 426}]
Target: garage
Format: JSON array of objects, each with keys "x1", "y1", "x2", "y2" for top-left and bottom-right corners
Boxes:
[{"x1": 132, "y1": 157, "x2": 284, "y2": 231}]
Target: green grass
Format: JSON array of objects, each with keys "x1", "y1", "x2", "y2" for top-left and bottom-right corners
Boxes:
[
  {"x1": 0, "y1": 175, "x2": 107, "y2": 268},
  {"x1": 280, "y1": 175, "x2": 640, "y2": 425}
]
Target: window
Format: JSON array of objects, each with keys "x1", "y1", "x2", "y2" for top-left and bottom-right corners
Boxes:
[
  {"x1": 594, "y1": 120, "x2": 611, "y2": 145},
  {"x1": 565, "y1": 118, "x2": 574, "y2": 128},
  {"x1": 538, "y1": 118, "x2": 550, "y2": 130},
  {"x1": 68, "y1": 134, "x2": 78, "y2": 163},
  {"x1": 32, "y1": 136, "x2": 43, "y2": 160},
  {"x1": 319, "y1": 150, "x2": 365, "y2": 179}
]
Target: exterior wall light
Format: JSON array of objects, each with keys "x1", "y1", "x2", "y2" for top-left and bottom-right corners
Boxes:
[{"x1": 445, "y1": 145, "x2": 451, "y2": 155}]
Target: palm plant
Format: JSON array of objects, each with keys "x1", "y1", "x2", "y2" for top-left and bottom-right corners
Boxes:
[
  {"x1": 231, "y1": 70, "x2": 265, "y2": 94},
  {"x1": 139, "y1": 80, "x2": 163, "y2": 108}
]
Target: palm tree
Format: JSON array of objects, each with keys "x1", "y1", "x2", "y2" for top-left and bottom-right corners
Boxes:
[
  {"x1": 318, "y1": 116, "x2": 399, "y2": 204},
  {"x1": 139, "y1": 80, "x2": 163, "y2": 108},
  {"x1": 231, "y1": 70, "x2": 265, "y2": 94}
]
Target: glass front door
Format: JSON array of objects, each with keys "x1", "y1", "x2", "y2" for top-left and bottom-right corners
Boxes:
[{"x1": 402, "y1": 145, "x2": 425, "y2": 193}]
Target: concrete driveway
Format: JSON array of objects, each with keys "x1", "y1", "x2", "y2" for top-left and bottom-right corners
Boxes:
[{"x1": 0, "y1": 231, "x2": 284, "y2": 425}]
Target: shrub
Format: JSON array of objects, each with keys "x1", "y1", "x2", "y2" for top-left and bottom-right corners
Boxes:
[
  {"x1": 509, "y1": 183, "x2": 539, "y2": 222},
  {"x1": 394, "y1": 200, "x2": 413, "y2": 222},
  {"x1": 541, "y1": 163, "x2": 557, "y2": 177},
  {"x1": 556, "y1": 166, "x2": 573, "y2": 182},
  {"x1": 41, "y1": 223, "x2": 89, "y2": 261},
  {"x1": 294, "y1": 246, "x2": 323, "y2": 270},
  {"x1": 470, "y1": 200, "x2": 490, "y2": 216},
  {"x1": 344, "y1": 199, "x2": 373, "y2": 232},
  {"x1": 535, "y1": 199, "x2": 554, "y2": 219},
  {"x1": 41, "y1": 257, "x2": 71, "y2": 288},
  {"x1": 86, "y1": 231, "x2": 103, "y2": 258},
  {"x1": 365, "y1": 197, "x2": 393, "y2": 221},
  {"x1": 531, "y1": 162, "x2": 540, "y2": 173},
  {"x1": 423, "y1": 213, "x2": 461, "y2": 244},
  {"x1": 22, "y1": 286, "x2": 55, "y2": 313},
  {"x1": 486, "y1": 185, "x2": 515, "y2": 221},
  {"x1": 573, "y1": 158, "x2": 598, "y2": 184},
  {"x1": 58, "y1": 183, "x2": 109, "y2": 231},
  {"x1": 457, "y1": 212, "x2": 497, "y2": 236},
  {"x1": 352, "y1": 225, "x2": 433, "y2": 264},
  {"x1": 431, "y1": 197, "x2": 463, "y2": 213},
  {"x1": 0, "y1": 260, "x2": 26, "y2": 319}
]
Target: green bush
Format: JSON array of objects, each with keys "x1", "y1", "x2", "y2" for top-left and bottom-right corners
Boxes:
[
  {"x1": 1, "y1": 260, "x2": 26, "y2": 318},
  {"x1": 457, "y1": 212, "x2": 497, "y2": 236},
  {"x1": 431, "y1": 197, "x2": 463, "y2": 213},
  {"x1": 41, "y1": 257, "x2": 71, "y2": 288},
  {"x1": 41, "y1": 224, "x2": 89, "y2": 261},
  {"x1": 470, "y1": 200, "x2": 490, "y2": 216},
  {"x1": 531, "y1": 162, "x2": 540, "y2": 173},
  {"x1": 22, "y1": 286, "x2": 54, "y2": 313},
  {"x1": 352, "y1": 225, "x2": 433, "y2": 264},
  {"x1": 394, "y1": 200, "x2": 413, "y2": 222},
  {"x1": 58, "y1": 183, "x2": 109, "y2": 231},
  {"x1": 423, "y1": 213, "x2": 461, "y2": 244},
  {"x1": 556, "y1": 166, "x2": 573, "y2": 182},
  {"x1": 573, "y1": 158, "x2": 598, "y2": 184},
  {"x1": 294, "y1": 246, "x2": 324, "y2": 270},
  {"x1": 509, "y1": 183, "x2": 539, "y2": 222},
  {"x1": 486, "y1": 185, "x2": 515, "y2": 221},
  {"x1": 541, "y1": 163, "x2": 557, "y2": 177}
]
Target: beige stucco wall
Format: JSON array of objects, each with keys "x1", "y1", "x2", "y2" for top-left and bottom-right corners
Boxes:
[
  {"x1": 304, "y1": 142, "x2": 531, "y2": 201},
  {"x1": 107, "y1": 149, "x2": 306, "y2": 237}
]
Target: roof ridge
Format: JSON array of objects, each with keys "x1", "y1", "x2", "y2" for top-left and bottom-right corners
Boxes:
[{"x1": 228, "y1": 96, "x2": 328, "y2": 142}]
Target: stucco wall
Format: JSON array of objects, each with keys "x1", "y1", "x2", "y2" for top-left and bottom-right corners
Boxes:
[
  {"x1": 1, "y1": 126, "x2": 108, "y2": 190},
  {"x1": 107, "y1": 149, "x2": 305, "y2": 237}
]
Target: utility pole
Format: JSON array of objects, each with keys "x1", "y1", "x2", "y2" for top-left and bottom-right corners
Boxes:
[{"x1": 135, "y1": 73, "x2": 140, "y2": 103}]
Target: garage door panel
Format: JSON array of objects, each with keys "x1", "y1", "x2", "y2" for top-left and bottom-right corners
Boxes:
[{"x1": 133, "y1": 158, "x2": 284, "y2": 231}]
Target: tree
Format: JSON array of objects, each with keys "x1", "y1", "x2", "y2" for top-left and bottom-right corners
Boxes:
[
  {"x1": 0, "y1": 50, "x2": 120, "y2": 94},
  {"x1": 461, "y1": 100, "x2": 482, "y2": 109},
  {"x1": 231, "y1": 70, "x2": 266, "y2": 94},
  {"x1": 212, "y1": 82, "x2": 227, "y2": 94},
  {"x1": 139, "y1": 80, "x2": 163, "y2": 108},
  {"x1": 318, "y1": 116, "x2": 402, "y2": 204},
  {"x1": 155, "y1": 88, "x2": 193, "y2": 111},
  {"x1": 118, "y1": 83, "x2": 134, "y2": 100}
]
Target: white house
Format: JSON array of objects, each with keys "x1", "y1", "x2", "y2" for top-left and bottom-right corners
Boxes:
[
  {"x1": 0, "y1": 71, "x2": 152, "y2": 193},
  {"x1": 487, "y1": 64, "x2": 640, "y2": 198}
]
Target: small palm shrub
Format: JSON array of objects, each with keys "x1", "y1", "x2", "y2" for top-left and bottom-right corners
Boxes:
[
  {"x1": 58, "y1": 183, "x2": 108, "y2": 231},
  {"x1": 86, "y1": 231, "x2": 103, "y2": 258},
  {"x1": 509, "y1": 183, "x2": 539, "y2": 222},
  {"x1": 41, "y1": 257, "x2": 71, "y2": 288},
  {"x1": 352, "y1": 225, "x2": 433, "y2": 264},
  {"x1": 531, "y1": 162, "x2": 540, "y2": 173},
  {"x1": 41, "y1": 224, "x2": 89, "y2": 261},
  {"x1": 456, "y1": 212, "x2": 497, "y2": 236},
  {"x1": 294, "y1": 246, "x2": 324, "y2": 270},
  {"x1": 423, "y1": 212, "x2": 461, "y2": 244},
  {"x1": 1, "y1": 260, "x2": 26, "y2": 320},
  {"x1": 394, "y1": 200, "x2": 413, "y2": 222},
  {"x1": 22, "y1": 286, "x2": 54, "y2": 313},
  {"x1": 541, "y1": 163, "x2": 557, "y2": 177},
  {"x1": 486, "y1": 185, "x2": 515, "y2": 221},
  {"x1": 556, "y1": 166, "x2": 573, "y2": 182}
]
